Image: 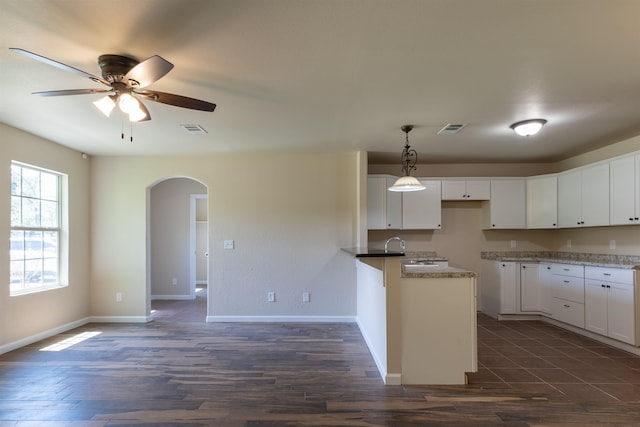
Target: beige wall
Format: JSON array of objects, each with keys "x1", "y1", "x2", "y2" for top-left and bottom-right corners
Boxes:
[
  {"x1": 91, "y1": 153, "x2": 359, "y2": 320},
  {"x1": 0, "y1": 124, "x2": 91, "y2": 350},
  {"x1": 150, "y1": 178, "x2": 207, "y2": 298}
]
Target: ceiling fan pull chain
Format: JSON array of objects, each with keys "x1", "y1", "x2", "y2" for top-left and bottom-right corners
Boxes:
[
  {"x1": 121, "y1": 118, "x2": 124, "y2": 140},
  {"x1": 130, "y1": 122, "x2": 133, "y2": 142}
]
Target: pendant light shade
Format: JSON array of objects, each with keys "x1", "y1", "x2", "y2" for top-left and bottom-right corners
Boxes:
[{"x1": 388, "y1": 125, "x2": 425, "y2": 192}]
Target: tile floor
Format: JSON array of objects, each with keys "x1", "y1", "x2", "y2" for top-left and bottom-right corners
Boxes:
[{"x1": 471, "y1": 314, "x2": 640, "y2": 402}]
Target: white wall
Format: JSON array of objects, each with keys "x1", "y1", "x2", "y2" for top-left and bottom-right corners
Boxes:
[
  {"x1": 91, "y1": 153, "x2": 359, "y2": 321},
  {"x1": 150, "y1": 177, "x2": 207, "y2": 298},
  {"x1": 0, "y1": 124, "x2": 91, "y2": 350}
]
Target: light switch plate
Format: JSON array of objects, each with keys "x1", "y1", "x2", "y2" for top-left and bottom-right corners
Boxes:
[{"x1": 224, "y1": 239, "x2": 234, "y2": 250}]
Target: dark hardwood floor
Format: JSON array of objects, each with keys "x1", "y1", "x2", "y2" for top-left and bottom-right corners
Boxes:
[{"x1": 2, "y1": 292, "x2": 640, "y2": 426}]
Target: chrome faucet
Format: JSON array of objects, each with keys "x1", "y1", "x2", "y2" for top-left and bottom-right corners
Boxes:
[{"x1": 384, "y1": 236, "x2": 405, "y2": 252}]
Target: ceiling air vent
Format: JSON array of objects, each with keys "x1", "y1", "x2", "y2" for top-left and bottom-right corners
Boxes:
[
  {"x1": 437, "y1": 123, "x2": 466, "y2": 135},
  {"x1": 180, "y1": 124, "x2": 208, "y2": 135}
]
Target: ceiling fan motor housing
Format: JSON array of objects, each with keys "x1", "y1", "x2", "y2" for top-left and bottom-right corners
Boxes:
[{"x1": 98, "y1": 54, "x2": 139, "y2": 85}]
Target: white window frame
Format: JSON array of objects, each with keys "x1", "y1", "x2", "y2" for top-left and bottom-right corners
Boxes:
[{"x1": 10, "y1": 161, "x2": 67, "y2": 296}]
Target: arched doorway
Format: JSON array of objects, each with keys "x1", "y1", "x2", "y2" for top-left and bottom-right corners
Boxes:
[{"x1": 148, "y1": 177, "x2": 208, "y2": 322}]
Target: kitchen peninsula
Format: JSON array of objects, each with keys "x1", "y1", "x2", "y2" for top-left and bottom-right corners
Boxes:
[{"x1": 344, "y1": 249, "x2": 478, "y2": 385}]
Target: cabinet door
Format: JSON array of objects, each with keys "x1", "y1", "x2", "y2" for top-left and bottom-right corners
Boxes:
[
  {"x1": 499, "y1": 262, "x2": 518, "y2": 314},
  {"x1": 608, "y1": 282, "x2": 635, "y2": 345},
  {"x1": 610, "y1": 156, "x2": 637, "y2": 225},
  {"x1": 520, "y1": 263, "x2": 541, "y2": 312},
  {"x1": 538, "y1": 263, "x2": 553, "y2": 314},
  {"x1": 558, "y1": 170, "x2": 582, "y2": 228},
  {"x1": 441, "y1": 180, "x2": 467, "y2": 200},
  {"x1": 526, "y1": 175, "x2": 558, "y2": 229},
  {"x1": 466, "y1": 180, "x2": 491, "y2": 200},
  {"x1": 402, "y1": 180, "x2": 441, "y2": 229},
  {"x1": 581, "y1": 163, "x2": 609, "y2": 227},
  {"x1": 585, "y1": 279, "x2": 608, "y2": 336},
  {"x1": 367, "y1": 175, "x2": 402, "y2": 230},
  {"x1": 488, "y1": 179, "x2": 526, "y2": 229}
]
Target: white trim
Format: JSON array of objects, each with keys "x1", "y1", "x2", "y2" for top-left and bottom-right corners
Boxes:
[
  {"x1": 89, "y1": 316, "x2": 152, "y2": 323},
  {"x1": 356, "y1": 318, "x2": 386, "y2": 382},
  {"x1": 385, "y1": 373, "x2": 402, "y2": 386},
  {"x1": 206, "y1": 315, "x2": 356, "y2": 323},
  {"x1": 0, "y1": 317, "x2": 90, "y2": 355},
  {"x1": 151, "y1": 294, "x2": 196, "y2": 301},
  {"x1": 190, "y1": 194, "x2": 208, "y2": 301}
]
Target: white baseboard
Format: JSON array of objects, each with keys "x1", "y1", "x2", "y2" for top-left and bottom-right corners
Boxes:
[
  {"x1": 89, "y1": 316, "x2": 152, "y2": 323},
  {"x1": 385, "y1": 373, "x2": 402, "y2": 385},
  {"x1": 151, "y1": 294, "x2": 195, "y2": 300},
  {"x1": 206, "y1": 315, "x2": 356, "y2": 323},
  {"x1": 0, "y1": 317, "x2": 91, "y2": 355}
]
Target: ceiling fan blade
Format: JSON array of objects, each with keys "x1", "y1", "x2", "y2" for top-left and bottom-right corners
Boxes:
[
  {"x1": 124, "y1": 55, "x2": 174, "y2": 89},
  {"x1": 10, "y1": 48, "x2": 111, "y2": 86},
  {"x1": 33, "y1": 88, "x2": 113, "y2": 97},
  {"x1": 136, "y1": 90, "x2": 216, "y2": 112}
]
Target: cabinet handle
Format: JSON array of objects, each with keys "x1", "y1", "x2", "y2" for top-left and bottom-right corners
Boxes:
[
  {"x1": 563, "y1": 280, "x2": 570, "y2": 283},
  {"x1": 630, "y1": 218, "x2": 634, "y2": 221},
  {"x1": 563, "y1": 268, "x2": 570, "y2": 271},
  {"x1": 522, "y1": 265, "x2": 526, "y2": 269},
  {"x1": 563, "y1": 304, "x2": 571, "y2": 308},
  {"x1": 636, "y1": 217, "x2": 639, "y2": 221},
  {"x1": 553, "y1": 223, "x2": 556, "y2": 226},
  {"x1": 601, "y1": 284, "x2": 606, "y2": 288},
  {"x1": 603, "y1": 273, "x2": 611, "y2": 276},
  {"x1": 606, "y1": 285, "x2": 611, "y2": 288},
  {"x1": 547, "y1": 267, "x2": 551, "y2": 270}
]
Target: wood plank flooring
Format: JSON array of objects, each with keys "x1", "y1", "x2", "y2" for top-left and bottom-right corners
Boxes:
[{"x1": 2, "y1": 295, "x2": 640, "y2": 425}]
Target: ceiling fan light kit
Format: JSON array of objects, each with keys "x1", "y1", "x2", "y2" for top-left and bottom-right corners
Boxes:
[
  {"x1": 388, "y1": 125, "x2": 426, "y2": 192},
  {"x1": 510, "y1": 118, "x2": 547, "y2": 136},
  {"x1": 10, "y1": 48, "x2": 216, "y2": 124}
]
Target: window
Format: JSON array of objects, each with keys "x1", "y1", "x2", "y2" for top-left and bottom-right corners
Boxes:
[{"x1": 10, "y1": 162, "x2": 64, "y2": 295}]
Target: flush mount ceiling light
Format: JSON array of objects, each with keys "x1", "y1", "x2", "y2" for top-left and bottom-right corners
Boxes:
[
  {"x1": 388, "y1": 125, "x2": 426, "y2": 192},
  {"x1": 510, "y1": 119, "x2": 547, "y2": 136}
]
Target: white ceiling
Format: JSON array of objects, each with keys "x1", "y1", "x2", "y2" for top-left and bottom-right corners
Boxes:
[{"x1": 3, "y1": 0, "x2": 640, "y2": 163}]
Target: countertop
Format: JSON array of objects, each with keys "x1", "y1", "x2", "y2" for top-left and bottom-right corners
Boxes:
[
  {"x1": 341, "y1": 247, "x2": 404, "y2": 257},
  {"x1": 402, "y1": 264, "x2": 477, "y2": 279},
  {"x1": 481, "y1": 251, "x2": 640, "y2": 269}
]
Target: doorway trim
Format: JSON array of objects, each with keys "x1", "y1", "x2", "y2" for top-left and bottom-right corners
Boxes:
[{"x1": 190, "y1": 194, "x2": 208, "y2": 299}]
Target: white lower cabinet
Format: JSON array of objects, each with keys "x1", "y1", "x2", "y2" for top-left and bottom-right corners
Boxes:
[
  {"x1": 585, "y1": 267, "x2": 636, "y2": 345},
  {"x1": 520, "y1": 263, "x2": 552, "y2": 314},
  {"x1": 499, "y1": 262, "x2": 518, "y2": 314},
  {"x1": 550, "y1": 264, "x2": 585, "y2": 328}
]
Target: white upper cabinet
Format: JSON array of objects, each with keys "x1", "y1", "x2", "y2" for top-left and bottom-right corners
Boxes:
[
  {"x1": 367, "y1": 175, "x2": 402, "y2": 230},
  {"x1": 558, "y1": 163, "x2": 609, "y2": 228},
  {"x1": 526, "y1": 175, "x2": 558, "y2": 229},
  {"x1": 441, "y1": 179, "x2": 490, "y2": 200},
  {"x1": 610, "y1": 155, "x2": 640, "y2": 225},
  {"x1": 402, "y1": 180, "x2": 442, "y2": 230},
  {"x1": 485, "y1": 179, "x2": 526, "y2": 229}
]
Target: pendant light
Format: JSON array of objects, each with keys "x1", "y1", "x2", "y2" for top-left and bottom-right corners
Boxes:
[{"x1": 388, "y1": 125, "x2": 426, "y2": 192}]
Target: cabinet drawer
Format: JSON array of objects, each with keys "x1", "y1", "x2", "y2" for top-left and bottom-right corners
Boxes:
[
  {"x1": 585, "y1": 266, "x2": 634, "y2": 285},
  {"x1": 551, "y1": 264, "x2": 584, "y2": 278},
  {"x1": 552, "y1": 275, "x2": 584, "y2": 303},
  {"x1": 551, "y1": 298, "x2": 585, "y2": 328}
]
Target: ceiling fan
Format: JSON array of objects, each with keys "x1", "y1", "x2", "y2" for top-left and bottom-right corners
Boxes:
[{"x1": 10, "y1": 48, "x2": 216, "y2": 122}]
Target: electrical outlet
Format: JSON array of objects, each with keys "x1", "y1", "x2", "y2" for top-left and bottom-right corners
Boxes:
[
  {"x1": 566, "y1": 239, "x2": 572, "y2": 249},
  {"x1": 610, "y1": 239, "x2": 616, "y2": 249},
  {"x1": 172, "y1": 278, "x2": 177, "y2": 285},
  {"x1": 116, "y1": 292, "x2": 122, "y2": 303},
  {"x1": 510, "y1": 240, "x2": 517, "y2": 249},
  {"x1": 302, "y1": 292, "x2": 310, "y2": 303},
  {"x1": 267, "y1": 291, "x2": 275, "y2": 302}
]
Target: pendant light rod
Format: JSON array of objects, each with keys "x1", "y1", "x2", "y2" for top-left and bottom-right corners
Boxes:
[{"x1": 399, "y1": 125, "x2": 417, "y2": 177}]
